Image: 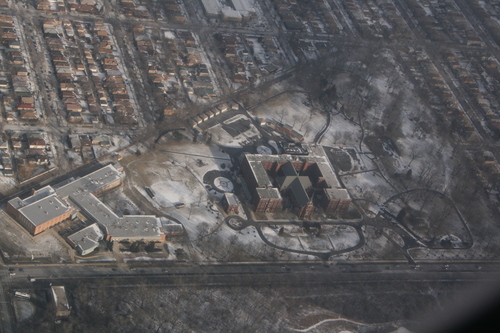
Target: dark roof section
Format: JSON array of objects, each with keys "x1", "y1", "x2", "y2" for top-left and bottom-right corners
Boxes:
[
  {"x1": 288, "y1": 177, "x2": 311, "y2": 207},
  {"x1": 277, "y1": 161, "x2": 312, "y2": 207}
]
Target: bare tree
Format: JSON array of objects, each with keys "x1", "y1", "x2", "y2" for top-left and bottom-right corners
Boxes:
[{"x1": 408, "y1": 143, "x2": 421, "y2": 167}]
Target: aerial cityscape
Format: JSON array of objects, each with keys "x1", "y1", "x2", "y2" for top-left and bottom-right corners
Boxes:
[{"x1": 0, "y1": 0, "x2": 499, "y2": 331}]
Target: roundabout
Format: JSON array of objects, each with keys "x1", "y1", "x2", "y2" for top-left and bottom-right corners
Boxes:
[
  {"x1": 213, "y1": 177, "x2": 234, "y2": 192},
  {"x1": 225, "y1": 216, "x2": 249, "y2": 230},
  {"x1": 203, "y1": 170, "x2": 235, "y2": 193}
]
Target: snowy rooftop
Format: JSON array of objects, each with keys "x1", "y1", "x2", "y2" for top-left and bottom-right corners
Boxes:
[
  {"x1": 231, "y1": 0, "x2": 256, "y2": 13},
  {"x1": 244, "y1": 153, "x2": 327, "y2": 164},
  {"x1": 8, "y1": 164, "x2": 164, "y2": 239},
  {"x1": 201, "y1": 0, "x2": 220, "y2": 15},
  {"x1": 324, "y1": 188, "x2": 350, "y2": 200},
  {"x1": 51, "y1": 286, "x2": 70, "y2": 315},
  {"x1": 56, "y1": 164, "x2": 122, "y2": 199},
  {"x1": 224, "y1": 192, "x2": 239, "y2": 206},
  {"x1": 10, "y1": 193, "x2": 72, "y2": 227},
  {"x1": 243, "y1": 152, "x2": 341, "y2": 189},
  {"x1": 256, "y1": 187, "x2": 281, "y2": 199},
  {"x1": 67, "y1": 223, "x2": 103, "y2": 252},
  {"x1": 221, "y1": 9, "x2": 242, "y2": 19},
  {"x1": 8, "y1": 185, "x2": 56, "y2": 210},
  {"x1": 67, "y1": 185, "x2": 163, "y2": 239},
  {"x1": 248, "y1": 160, "x2": 272, "y2": 187}
]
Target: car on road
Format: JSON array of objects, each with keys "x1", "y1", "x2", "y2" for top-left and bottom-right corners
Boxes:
[{"x1": 9, "y1": 272, "x2": 15, "y2": 276}]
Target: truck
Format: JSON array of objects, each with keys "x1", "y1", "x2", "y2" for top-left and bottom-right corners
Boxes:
[{"x1": 144, "y1": 187, "x2": 155, "y2": 199}]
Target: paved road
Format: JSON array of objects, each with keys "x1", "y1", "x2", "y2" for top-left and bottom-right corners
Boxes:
[
  {"x1": 4, "y1": 261, "x2": 499, "y2": 286},
  {"x1": 1, "y1": 260, "x2": 496, "y2": 333}
]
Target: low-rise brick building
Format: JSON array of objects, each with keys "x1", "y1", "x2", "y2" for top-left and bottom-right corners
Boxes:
[{"x1": 221, "y1": 192, "x2": 240, "y2": 215}]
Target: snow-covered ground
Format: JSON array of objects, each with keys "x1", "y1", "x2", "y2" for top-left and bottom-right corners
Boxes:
[
  {"x1": 0, "y1": 176, "x2": 16, "y2": 192},
  {"x1": 92, "y1": 135, "x2": 132, "y2": 158},
  {"x1": 207, "y1": 114, "x2": 261, "y2": 147},
  {"x1": 122, "y1": 141, "x2": 235, "y2": 258},
  {"x1": 0, "y1": 207, "x2": 71, "y2": 261},
  {"x1": 250, "y1": 92, "x2": 323, "y2": 142}
]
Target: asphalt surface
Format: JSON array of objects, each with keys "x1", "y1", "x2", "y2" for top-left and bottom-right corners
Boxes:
[
  {"x1": 0, "y1": 260, "x2": 499, "y2": 333},
  {"x1": 4, "y1": 261, "x2": 500, "y2": 287}
]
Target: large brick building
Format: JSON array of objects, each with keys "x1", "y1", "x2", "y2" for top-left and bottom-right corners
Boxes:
[
  {"x1": 7, "y1": 187, "x2": 74, "y2": 235},
  {"x1": 7, "y1": 164, "x2": 182, "y2": 241},
  {"x1": 241, "y1": 149, "x2": 351, "y2": 219}
]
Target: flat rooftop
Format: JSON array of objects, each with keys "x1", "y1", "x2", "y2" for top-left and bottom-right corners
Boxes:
[
  {"x1": 8, "y1": 164, "x2": 165, "y2": 239},
  {"x1": 9, "y1": 192, "x2": 72, "y2": 227},
  {"x1": 224, "y1": 192, "x2": 239, "y2": 206},
  {"x1": 248, "y1": 160, "x2": 272, "y2": 187},
  {"x1": 65, "y1": 180, "x2": 163, "y2": 239},
  {"x1": 8, "y1": 185, "x2": 55, "y2": 210},
  {"x1": 324, "y1": 188, "x2": 350, "y2": 200},
  {"x1": 67, "y1": 223, "x2": 103, "y2": 252},
  {"x1": 51, "y1": 286, "x2": 70, "y2": 314},
  {"x1": 200, "y1": 0, "x2": 220, "y2": 15},
  {"x1": 231, "y1": 0, "x2": 256, "y2": 13},
  {"x1": 256, "y1": 187, "x2": 281, "y2": 199},
  {"x1": 56, "y1": 164, "x2": 122, "y2": 198},
  {"x1": 106, "y1": 215, "x2": 163, "y2": 239},
  {"x1": 243, "y1": 152, "x2": 341, "y2": 189},
  {"x1": 55, "y1": 165, "x2": 163, "y2": 239}
]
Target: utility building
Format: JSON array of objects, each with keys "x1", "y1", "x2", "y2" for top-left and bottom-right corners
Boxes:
[
  {"x1": 51, "y1": 286, "x2": 71, "y2": 318},
  {"x1": 221, "y1": 192, "x2": 240, "y2": 214}
]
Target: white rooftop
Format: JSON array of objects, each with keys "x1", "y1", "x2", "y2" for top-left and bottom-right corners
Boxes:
[
  {"x1": 9, "y1": 192, "x2": 72, "y2": 227},
  {"x1": 224, "y1": 192, "x2": 239, "y2": 205},
  {"x1": 201, "y1": 0, "x2": 220, "y2": 15},
  {"x1": 222, "y1": 9, "x2": 242, "y2": 19},
  {"x1": 231, "y1": 0, "x2": 256, "y2": 13},
  {"x1": 67, "y1": 223, "x2": 104, "y2": 253},
  {"x1": 8, "y1": 164, "x2": 165, "y2": 239}
]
